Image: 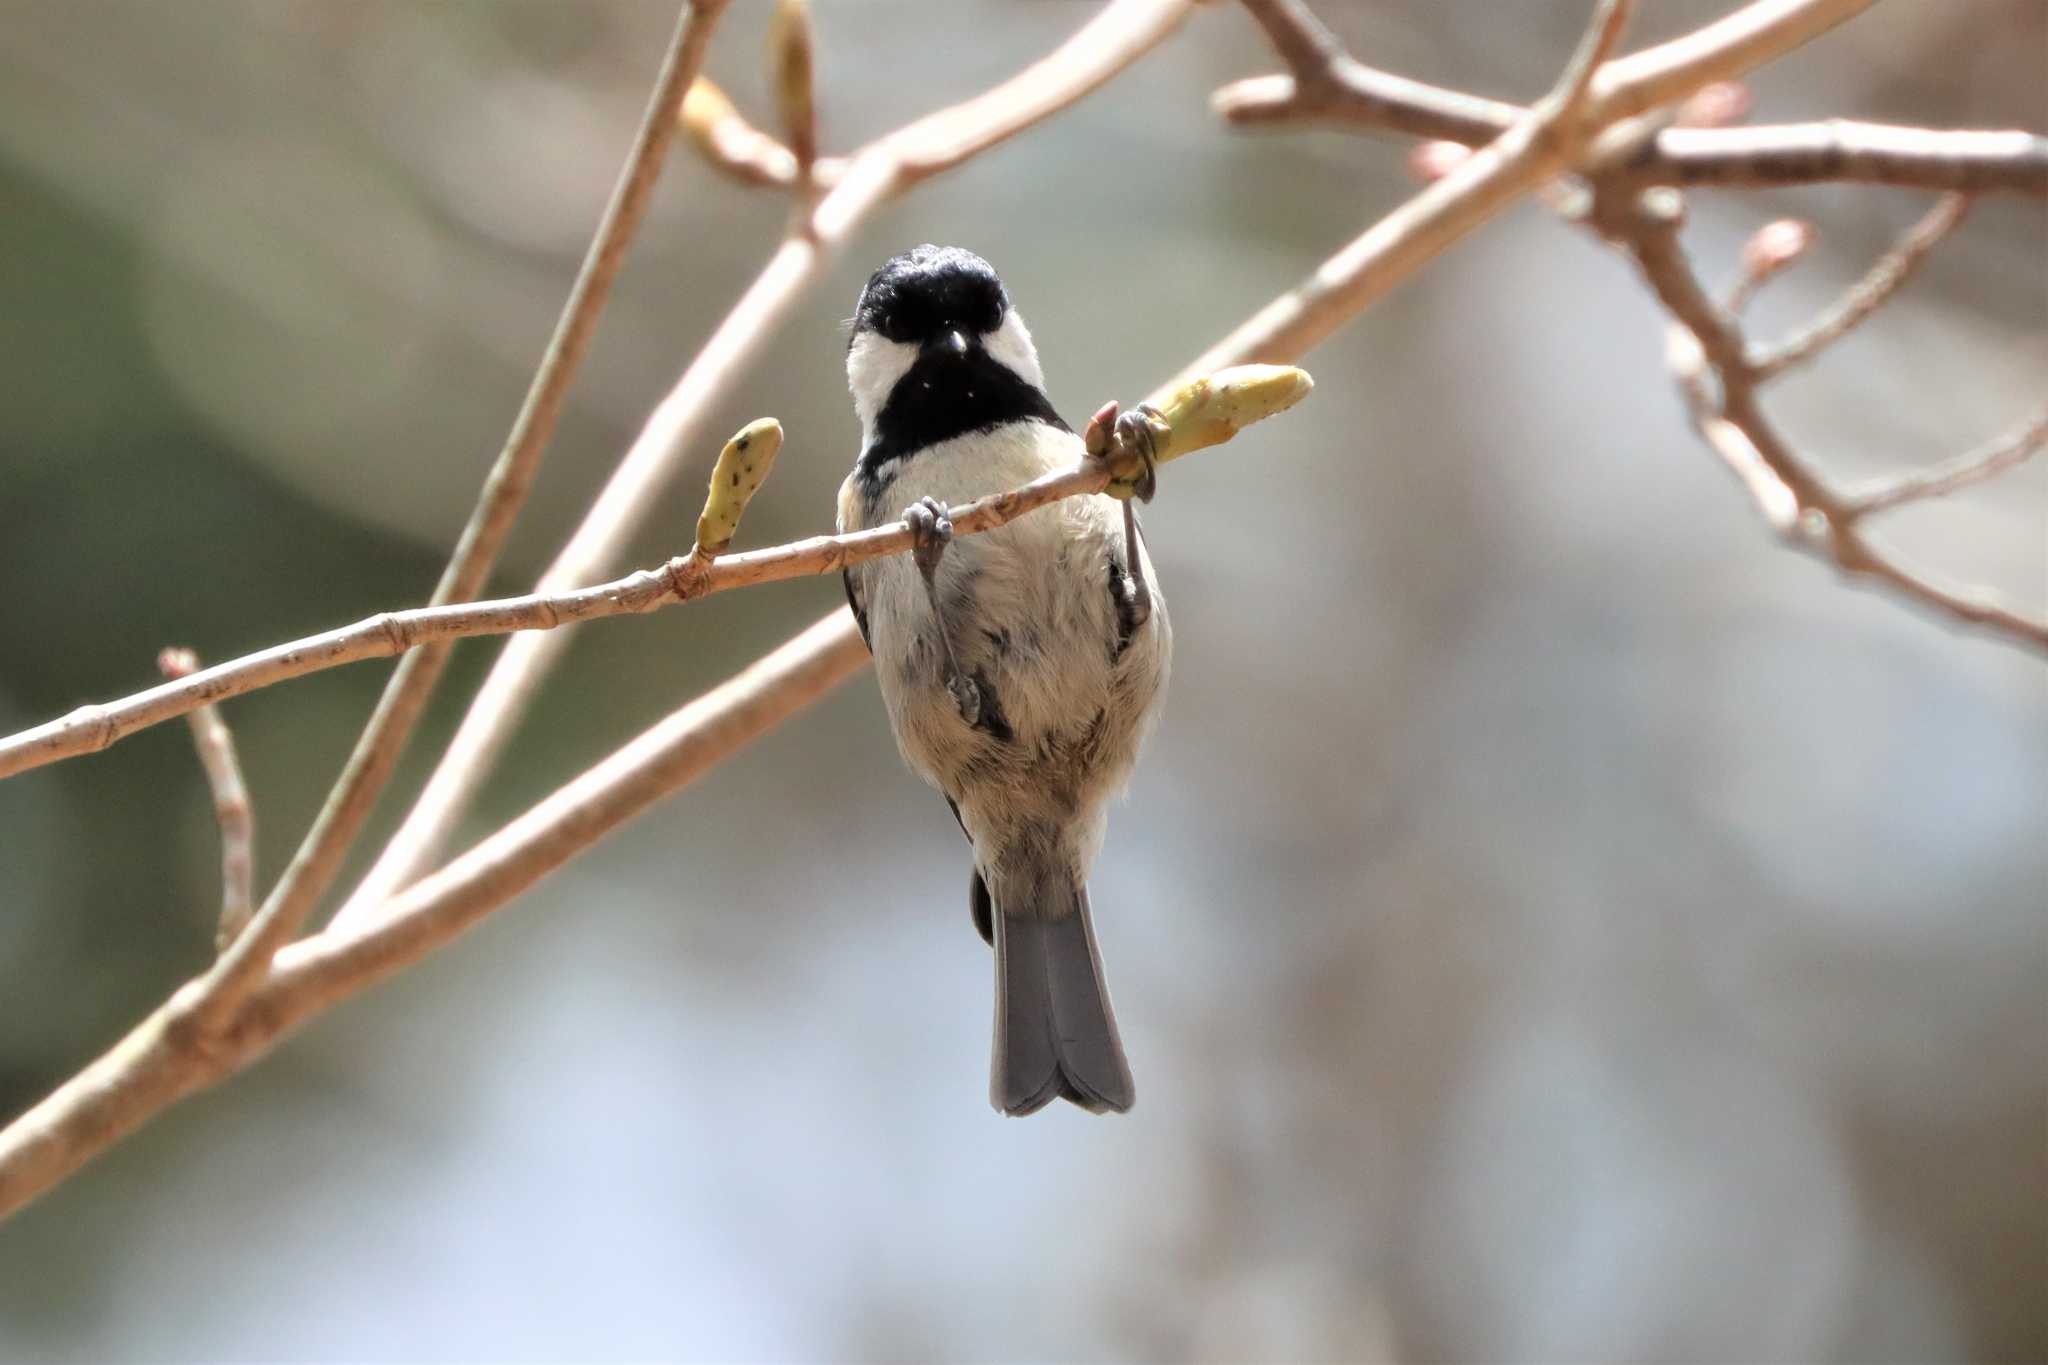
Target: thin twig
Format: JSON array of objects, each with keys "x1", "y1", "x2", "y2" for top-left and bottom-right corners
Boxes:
[
  {"x1": 0, "y1": 460, "x2": 1120, "y2": 781},
  {"x1": 1748, "y1": 192, "x2": 1970, "y2": 380},
  {"x1": 227, "y1": 0, "x2": 731, "y2": 1017},
  {"x1": 156, "y1": 649, "x2": 255, "y2": 949},
  {"x1": 1843, "y1": 407, "x2": 2048, "y2": 519},
  {"x1": 334, "y1": 0, "x2": 1198, "y2": 928}
]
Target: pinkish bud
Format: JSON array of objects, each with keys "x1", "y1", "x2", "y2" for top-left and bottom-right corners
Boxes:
[
  {"x1": 1407, "y1": 141, "x2": 1472, "y2": 183},
  {"x1": 1677, "y1": 81, "x2": 1752, "y2": 128},
  {"x1": 1743, "y1": 219, "x2": 1815, "y2": 278}
]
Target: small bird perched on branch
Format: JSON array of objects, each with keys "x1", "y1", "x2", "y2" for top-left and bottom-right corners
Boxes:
[{"x1": 837, "y1": 245, "x2": 1171, "y2": 1115}]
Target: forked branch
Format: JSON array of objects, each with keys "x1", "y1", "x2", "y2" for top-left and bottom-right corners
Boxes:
[{"x1": 1218, "y1": 0, "x2": 2048, "y2": 194}]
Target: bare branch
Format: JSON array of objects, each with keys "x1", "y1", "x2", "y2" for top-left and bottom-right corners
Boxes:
[
  {"x1": 156, "y1": 649, "x2": 255, "y2": 949},
  {"x1": 1552, "y1": 0, "x2": 1635, "y2": 115},
  {"x1": 1748, "y1": 192, "x2": 1970, "y2": 380},
  {"x1": 0, "y1": 613, "x2": 870, "y2": 1223},
  {"x1": 1172, "y1": 0, "x2": 1649, "y2": 387},
  {"x1": 1219, "y1": 3, "x2": 2048, "y2": 194},
  {"x1": 1589, "y1": 0, "x2": 1871, "y2": 123},
  {"x1": 1592, "y1": 188, "x2": 2048, "y2": 652},
  {"x1": 1236, "y1": 0, "x2": 1344, "y2": 78},
  {"x1": 1230, "y1": 0, "x2": 2041, "y2": 649},
  {"x1": 334, "y1": 0, "x2": 1198, "y2": 928},
  {"x1": 0, "y1": 462, "x2": 1110, "y2": 781},
  {"x1": 1843, "y1": 407, "x2": 2048, "y2": 520},
  {"x1": 1640, "y1": 123, "x2": 2048, "y2": 194},
  {"x1": 227, "y1": 0, "x2": 732, "y2": 1014}
]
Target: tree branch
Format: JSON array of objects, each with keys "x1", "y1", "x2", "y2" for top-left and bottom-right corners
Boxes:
[
  {"x1": 1748, "y1": 192, "x2": 1970, "y2": 379},
  {"x1": 156, "y1": 649, "x2": 256, "y2": 949},
  {"x1": 0, "y1": 613, "x2": 870, "y2": 1223},
  {"x1": 1228, "y1": 0, "x2": 2044, "y2": 651},
  {"x1": 0, "y1": 458, "x2": 1112, "y2": 779},
  {"x1": 1216, "y1": 0, "x2": 2048, "y2": 194},
  {"x1": 1842, "y1": 407, "x2": 2048, "y2": 520},
  {"x1": 1590, "y1": 188, "x2": 2048, "y2": 652},
  {"x1": 234, "y1": 0, "x2": 732, "y2": 1014}
]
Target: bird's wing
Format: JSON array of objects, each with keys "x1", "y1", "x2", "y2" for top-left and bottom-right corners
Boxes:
[
  {"x1": 836, "y1": 468, "x2": 873, "y2": 651},
  {"x1": 842, "y1": 568, "x2": 871, "y2": 652}
]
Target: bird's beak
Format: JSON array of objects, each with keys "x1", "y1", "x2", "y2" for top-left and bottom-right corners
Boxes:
[{"x1": 924, "y1": 329, "x2": 970, "y2": 361}]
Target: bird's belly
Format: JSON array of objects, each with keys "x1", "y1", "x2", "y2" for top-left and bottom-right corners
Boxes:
[
  {"x1": 865, "y1": 505, "x2": 1168, "y2": 830},
  {"x1": 847, "y1": 418, "x2": 1170, "y2": 852}
]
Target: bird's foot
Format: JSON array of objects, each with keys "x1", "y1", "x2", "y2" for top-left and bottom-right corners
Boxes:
[
  {"x1": 903, "y1": 495, "x2": 953, "y2": 578},
  {"x1": 1112, "y1": 403, "x2": 1163, "y2": 503},
  {"x1": 902, "y1": 495, "x2": 981, "y2": 725}
]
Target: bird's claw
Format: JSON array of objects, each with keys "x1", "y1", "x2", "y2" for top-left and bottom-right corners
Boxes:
[
  {"x1": 903, "y1": 495, "x2": 980, "y2": 724},
  {"x1": 1110, "y1": 404, "x2": 1164, "y2": 503},
  {"x1": 903, "y1": 495, "x2": 953, "y2": 578}
]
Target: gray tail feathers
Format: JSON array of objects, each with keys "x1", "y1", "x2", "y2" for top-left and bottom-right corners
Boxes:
[{"x1": 991, "y1": 885, "x2": 1135, "y2": 1116}]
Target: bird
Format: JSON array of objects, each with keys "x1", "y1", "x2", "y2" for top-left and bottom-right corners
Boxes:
[{"x1": 836, "y1": 244, "x2": 1172, "y2": 1116}]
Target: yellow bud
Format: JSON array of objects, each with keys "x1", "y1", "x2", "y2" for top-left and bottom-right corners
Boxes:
[
  {"x1": 1151, "y1": 365, "x2": 1315, "y2": 464},
  {"x1": 695, "y1": 418, "x2": 785, "y2": 556},
  {"x1": 1101, "y1": 366, "x2": 1314, "y2": 499}
]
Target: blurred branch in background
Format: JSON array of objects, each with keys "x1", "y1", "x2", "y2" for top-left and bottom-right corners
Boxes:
[
  {"x1": 1215, "y1": 0, "x2": 2048, "y2": 193},
  {"x1": 0, "y1": 0, "x2": 2040, "y2": 1232},
  {"x1": 1226, "y1": 0, "x2": 2048, "y2": 650},
  {"x1": 1592, "y1": 190, "x2": 2048, "y2": 646}
]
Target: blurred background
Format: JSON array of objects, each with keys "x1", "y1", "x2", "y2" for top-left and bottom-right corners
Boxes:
[{"x1": 1, "y1": 1, "x2": 2042, "y2": 1360}]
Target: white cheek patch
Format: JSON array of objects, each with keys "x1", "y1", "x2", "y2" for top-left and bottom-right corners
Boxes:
[
  {"x1": 846, "y1": 331, "x2": 919, "y2": 433},
  {"x1": 982, "y1": 309, "x2": 1045, "y2": 390}
]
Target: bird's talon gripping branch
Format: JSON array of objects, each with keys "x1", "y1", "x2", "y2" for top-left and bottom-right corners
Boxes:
[
  {"x1": 904, "y1": 496, "x2": 981, "y2": 725},
  {"x1": 1087, "y1": 365, "x2": 1315, "y2": 501},
  {"x1": 904, "y1": 495, "x2": 953, "y2": 575},
  {"x1": 1111, "y1": 403, "x2": 1165, "y2": 503}
]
